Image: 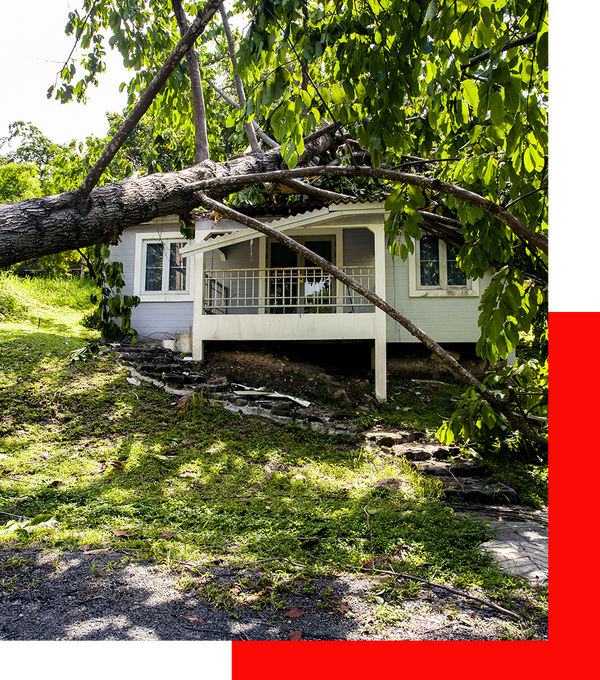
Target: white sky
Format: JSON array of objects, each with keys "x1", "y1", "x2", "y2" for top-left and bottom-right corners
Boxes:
[
  {"x1": 0, "y1": 0, "x2": 130, "y2": 145},
  {"x1": 0, "y1": 0, "x2": 246, "y2": 148}
]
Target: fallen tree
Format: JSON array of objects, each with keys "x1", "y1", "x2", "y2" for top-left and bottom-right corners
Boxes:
[{"x1": 0, "y1": 0, "x2": 548, "y2": 451}]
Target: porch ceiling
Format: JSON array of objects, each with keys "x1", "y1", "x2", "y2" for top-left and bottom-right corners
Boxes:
[{"x1": 180, "y1": 201, "x2": 385, "y2": 256}]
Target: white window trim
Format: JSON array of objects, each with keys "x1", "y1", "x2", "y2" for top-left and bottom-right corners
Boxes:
[
  {"x1": 408, "y1": 237, "x2": 479, "y2": 298},
  {"x1": 134, "y1": 232, "x2": 194, "y2": 302}
]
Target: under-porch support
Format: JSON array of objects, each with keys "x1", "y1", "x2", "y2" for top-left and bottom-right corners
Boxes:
[
  {"x1": 370, "y1": 220, "x2": 388, "y2": 401},
  {"x1": 192, "y1": 251, "x2": 205, "y2": 362}
]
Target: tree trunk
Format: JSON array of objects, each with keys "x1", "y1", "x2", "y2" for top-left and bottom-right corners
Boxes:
[
  {"x1": 0, "y1": 133, "x2": 337, "y2": 267},
  {"x1": 218, "y1": 4, "x2": 260, "y2": 153},
  {"x1": 172, "y1": 0, "x2": 210, "y2": 163}
]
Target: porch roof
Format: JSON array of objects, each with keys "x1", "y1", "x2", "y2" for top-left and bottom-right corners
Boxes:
[{"x1": 179, "y1": 200, "x2": 385, "y2": 256}]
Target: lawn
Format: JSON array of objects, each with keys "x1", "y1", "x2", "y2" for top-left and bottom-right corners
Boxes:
[{"x1": 0, "y1": 274, "x2": 547, "y2": 636}]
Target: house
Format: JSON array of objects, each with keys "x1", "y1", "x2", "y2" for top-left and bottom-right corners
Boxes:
[{"x1": 109, "y1": 200, "x2": 492, "y2": 400}]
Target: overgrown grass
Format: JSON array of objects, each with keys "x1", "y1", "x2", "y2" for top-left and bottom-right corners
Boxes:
[
  {"x1": 0, "y1": 272, "x2": 98, "y2": 318},
  {"x1": 0, "y1": 276, "x2": 547, "y2": 633}
]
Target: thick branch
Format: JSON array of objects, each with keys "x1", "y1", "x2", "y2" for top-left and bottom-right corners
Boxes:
[
  {"x1": 79, "y1": 0, "x2": 223, "y2": 195},
  {"x1": 1, "y1": 145, "x2": 547, "y2": 273},
  {"x1": 462, "y1": 32, "x2": 537, "y2": 70},
  {"x1": 194, "y1": 194, "x2": 547, "y2": 448},
  {"x1": 187, "y1": 165, "x2": 548, "y2": 256},
  {"x1": 219, "y1": 5, "x2": 260, "y2": 153},
  {"x1": 172, "y1": 0, "x2": 210, "y2": 163},
  {"x1": 0, "y1": 133, "x2": 338, "y2": 267}
]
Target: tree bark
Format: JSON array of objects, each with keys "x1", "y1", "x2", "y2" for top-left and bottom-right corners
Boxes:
[
  {"x1": 172, "y1": 0, "x2": 210, "y2": 163},
  {"x1": 79, "y1": 0, "x2": 223, "y2": 195},
  {"x1": 0, "y1": 134, "x2": 338, "y2": 267},
  {"x1": 218, "y1": 4, "x2": 260, "y2": 153},
  {"x1": 0, "y1": 141, "x2": 550, "y2": 268}
]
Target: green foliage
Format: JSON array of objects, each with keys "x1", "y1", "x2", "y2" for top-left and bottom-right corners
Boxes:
[
  {"x1": 0, "y1": 283, "x2": 28, "y2": 318},
  {"x1": 0, "y1": 163, "x2": 41, "y2": 203},
  {"x1": 0, "y1": 273, "x2": 98, "y2": 314},
  {"x1": 83, "y1": 245, "x2": 140, "y2": 342},
  {"x1": 476, "y1": 266, "x2": 547, "y2": 364},
  {"x1": 438, "y1": 359, "x2": 547, "y2": 462},
  {"x1": 41, "y1": 0, "x2": 548, "y2": 455}
]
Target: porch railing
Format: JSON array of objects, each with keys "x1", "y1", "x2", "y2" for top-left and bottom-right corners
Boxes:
[{"x1": 203, "y1": 266, "x2": 375, "y2": 314}]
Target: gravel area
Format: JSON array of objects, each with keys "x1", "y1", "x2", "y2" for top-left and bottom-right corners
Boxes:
[{"x1": 0, "y1": 548, "x2": 547, "y2": 641}]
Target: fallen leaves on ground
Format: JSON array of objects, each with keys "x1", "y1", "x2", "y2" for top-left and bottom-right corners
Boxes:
[
  {"x1": 184, "y1": 615, "x2": 206, "y2": 624},
  {"x1": 111, "y1": 529, "x2": 132, "y2": 538},
  {"x1": 283, "y1": 608, "x2": 305, "y2": 618},
  {"x1": 287, "y1": 631, "x2": 302, "y2": 640},
  {"x1": 159, "y1": 531, "x2": 174, "y2": 539},
  {"x1": 362, "y1": 557, "x2": 389, "y2": 569}
]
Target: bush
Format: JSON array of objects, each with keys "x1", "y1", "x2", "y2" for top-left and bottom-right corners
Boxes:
[{"x1": 0, "y1": 286, "x2": 27, "y2": 318}]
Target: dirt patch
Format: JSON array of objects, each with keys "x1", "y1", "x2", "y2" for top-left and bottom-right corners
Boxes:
[
  {"x1": 198, "y1": 342, "x2": 487, "y2": 409},
  {"x1": 0, "y1": 548, "x2": 546, "y2": 641},
  {"x1": 200, "y1": 347, "x2": 377, "y2": 409}
]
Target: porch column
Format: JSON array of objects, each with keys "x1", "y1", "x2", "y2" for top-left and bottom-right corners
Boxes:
[
  {"x1": 192, "y1": 251, "x2": 205, "y2": 361},
  {"x1": 373, "y1": 222, "x2": 387, "y2": 401}
]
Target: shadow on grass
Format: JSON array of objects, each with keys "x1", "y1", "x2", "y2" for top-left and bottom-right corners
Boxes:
[
  {"x1": 0, "y1": 327, "x2": 547, "y2": 641},
  {"x1": 0, "y1": 546, "x2": 543, "y2": 641}
]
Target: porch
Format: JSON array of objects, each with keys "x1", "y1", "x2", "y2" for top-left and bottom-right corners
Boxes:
[
  {"x1": 203, "y1": 266, "x2": 375, "y2": 315},
  {"x1": 183, "y1": 203, "x2": 389, "y2": 399}
]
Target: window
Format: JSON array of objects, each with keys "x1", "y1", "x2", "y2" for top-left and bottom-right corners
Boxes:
[
  {"x1": 135, "y1": 235, "x2": 193, "y2": 301},
  {"x1": 409, "y1": 236, "x2": 478, "y2": 297}
]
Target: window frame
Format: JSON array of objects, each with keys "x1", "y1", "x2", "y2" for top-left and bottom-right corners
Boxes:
[
  {"x1": 134, "y1": 233, "x2": 194, "y2": 302},
  {"x1": 408, "y1": 236, "x2": 479, "y2": 298}
]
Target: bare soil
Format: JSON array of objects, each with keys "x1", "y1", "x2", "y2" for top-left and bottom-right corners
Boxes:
[
  {"x1": 0, "y1": 548, "x2": 545, "y2": 641},
  {"x1": 200, "y1": 345, "x2": 377, "y2": 408}
]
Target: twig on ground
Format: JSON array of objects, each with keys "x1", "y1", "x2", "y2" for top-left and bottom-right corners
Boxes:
[
  {"x1": 364, "y1": 505, "x2": 375, "y2": 569},
  {"x1": 305, "y1": 553, "x2": 522, "y2": 621},
  {"x1": 184, "y1": 551, "x2": 521, "y2": 622}
]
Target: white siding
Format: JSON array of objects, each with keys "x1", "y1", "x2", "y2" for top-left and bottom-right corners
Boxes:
[
  {"x1": 109, "y1": 218, "x2": 193, "y2": 338},
  {"x1": 384, "y1": 248, "x2": 492, "y2": 343},
  {"x1": 130, "y1": 302, "x2": 193, "y2": 340}
]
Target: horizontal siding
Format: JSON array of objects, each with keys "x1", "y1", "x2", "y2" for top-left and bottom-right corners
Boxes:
[
  {"x1": 109, "y1": 228, "x2": 137, "y2": 296},
  {"x1": 108, "y1": 220, "x2": 193, "y2": 338},
  {"x1": 384, "y1": 249, "x2": 492, "y2": 343},
  {"x1": 109, "y1": 219, "x2": 187, "y2": 296},
  {"x1": 131, "y1": 301, "x2": 193, "y2": 339}
]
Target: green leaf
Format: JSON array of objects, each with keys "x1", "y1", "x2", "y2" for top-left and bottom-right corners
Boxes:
[
  {"x1": 331, "y1": 83, "x2": 344, "y2": 105},
  {"x1": 490, "y1": 90, "x2": 505, "y2": 127},
  {"x1": 536, "y1": 30, "x2": 548, "y2": 71},
  {"x1": 503, "y1": 81, "x2": 520, "y2": 114},
  {"x1": 461, "y1": 80, "x2": 479, "y2": 109}
]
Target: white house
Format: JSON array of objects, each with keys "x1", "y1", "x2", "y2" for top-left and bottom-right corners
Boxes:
[{"x1": 110, "y1": 200, "x2": 491, "y2": 400}]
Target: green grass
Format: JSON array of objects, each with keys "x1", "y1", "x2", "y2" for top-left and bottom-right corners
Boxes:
[{"x1": 0, "y1": 275, "x2": 547, "y2": 633}]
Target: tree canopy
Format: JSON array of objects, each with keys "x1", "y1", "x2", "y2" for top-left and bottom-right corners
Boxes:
[{"x1": 0, "y1": 0, "x2": 548, "y2": 453}]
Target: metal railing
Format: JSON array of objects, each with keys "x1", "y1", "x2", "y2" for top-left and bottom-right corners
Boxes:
[{"x1": 203, "y1": 266, "x2": 375, "y2": 314}]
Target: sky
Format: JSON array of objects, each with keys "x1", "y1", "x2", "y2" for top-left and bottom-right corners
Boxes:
[{"x1": 0, "y1": 0, "x2": 131, "y2": 146}]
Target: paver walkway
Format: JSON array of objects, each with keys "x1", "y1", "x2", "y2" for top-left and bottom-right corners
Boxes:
[{"x1": 478, "y1": 511, "x2": 548, "y2": 586}]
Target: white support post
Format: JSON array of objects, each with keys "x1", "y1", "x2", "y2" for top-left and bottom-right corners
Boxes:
[
  {"x1": 372, "y1": 222, "x2": 387, "y2": 401},
  {"x1": 192, "y1": 251, "x2": 205, "y2": 361},
  {"x1": 258, "y1": 237, "x2": 267, "y2": 314}
]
